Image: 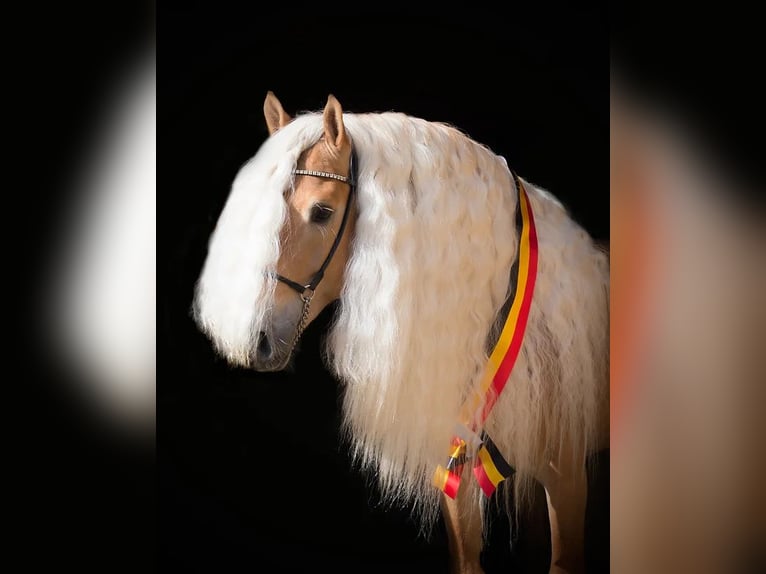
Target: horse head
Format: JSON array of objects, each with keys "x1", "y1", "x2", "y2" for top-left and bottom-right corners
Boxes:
[
  {"x1": 194, "y1": 93, "x2": 356, "y2": 372},
  {"x1": 255, "y1": 93, "x2": 355, "y2": 370}
]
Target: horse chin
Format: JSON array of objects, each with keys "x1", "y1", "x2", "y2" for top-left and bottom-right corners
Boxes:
[{"x1": 251, "y1": 360, "x2": 290, "y2": 373}]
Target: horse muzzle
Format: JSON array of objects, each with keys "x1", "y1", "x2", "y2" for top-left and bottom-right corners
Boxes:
[
  {"x1": 249, "y1": 300, "x2": 306, "y2": 372},
  {"x1": 250, "y1": 330, "x2": 293, "y2": 372}
]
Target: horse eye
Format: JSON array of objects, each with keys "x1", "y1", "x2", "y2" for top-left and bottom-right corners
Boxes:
[{"x1": 310, "y1": 204, "x2": 334, "y2": 224}]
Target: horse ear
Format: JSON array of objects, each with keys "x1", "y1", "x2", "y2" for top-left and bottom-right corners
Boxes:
[
  {"x1": 263, "y1": 91, "x2": 292, "y2": 135},
  {"x1": 323, "y1": 94, "x2": 347, "y2": 150}
]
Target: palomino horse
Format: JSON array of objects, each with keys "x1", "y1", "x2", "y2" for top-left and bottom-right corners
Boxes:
[{"x1": 193, "y1": 93, "x2": 609, "y2": 573}]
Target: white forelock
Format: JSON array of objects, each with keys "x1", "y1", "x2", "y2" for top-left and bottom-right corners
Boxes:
[{"x1": 193, "y1": 116, "x2": 323, "y2": 365}]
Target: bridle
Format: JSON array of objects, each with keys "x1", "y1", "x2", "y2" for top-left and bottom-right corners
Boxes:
[{"x1": 272, "y1": 150, "x2": 357, "y2": 360}]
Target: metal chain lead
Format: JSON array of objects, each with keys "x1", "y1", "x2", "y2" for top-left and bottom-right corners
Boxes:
[
  {"x1": 287, "y1": 294, "x2": 313, "y2": 357},
  {"x1": 272, "y1": 293, "x2": 312, "y2": 371}
]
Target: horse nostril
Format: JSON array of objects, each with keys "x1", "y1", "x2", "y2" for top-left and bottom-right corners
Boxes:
[{"x1": 256, "y1": 331, "x2": 272, "y2": 358}]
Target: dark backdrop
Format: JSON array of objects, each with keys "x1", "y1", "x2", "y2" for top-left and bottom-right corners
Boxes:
[{"x1": 161, "y1": 3, "x2": 608, "y2": 573}]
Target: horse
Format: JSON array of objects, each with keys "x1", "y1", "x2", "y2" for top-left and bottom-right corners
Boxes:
[{"x1": 193, "y1": 92, "x2": 609, "y2": 574}]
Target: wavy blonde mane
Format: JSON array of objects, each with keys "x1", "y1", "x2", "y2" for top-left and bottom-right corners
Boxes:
[
  {"x1": 329, "y1": 113, "x2": 609, "y2": 530},
  {"x1": 195, "y1": 110, "x2": 609, "y2": 534}
]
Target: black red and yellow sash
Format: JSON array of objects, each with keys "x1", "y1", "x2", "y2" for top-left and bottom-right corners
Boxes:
[
  {"x1": 433, "y1": 174, "x2": 539, "y2": 499},
  {"x1": 473, "y1": 432, "x2": 516, "y2": 497}
]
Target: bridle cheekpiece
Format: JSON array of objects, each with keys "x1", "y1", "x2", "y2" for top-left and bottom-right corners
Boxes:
[{"x1": 271, "y1": 150, "x2": 358, "y2": 362}]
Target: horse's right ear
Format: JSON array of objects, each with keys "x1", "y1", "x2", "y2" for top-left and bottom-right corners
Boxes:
[{"x1": 263, "y1": 91, "x2": 292, "y2": 135}]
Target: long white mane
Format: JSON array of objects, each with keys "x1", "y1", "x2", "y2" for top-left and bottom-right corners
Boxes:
[{"x1": 194, "y1": 111, "x2": 609, "y2": 531}]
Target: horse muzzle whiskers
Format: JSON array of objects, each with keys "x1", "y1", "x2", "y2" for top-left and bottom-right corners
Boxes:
[{"x1": 250, "y1": 330, "x2": 293, "y2": 372}]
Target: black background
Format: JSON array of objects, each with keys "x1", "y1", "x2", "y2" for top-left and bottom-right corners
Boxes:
[
  {"x1": 162, "y1": 3, "x2": 608, "y2": 573},
  {"x1": 11, "y1": 2, "x2": 766, "y2": 572}
]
